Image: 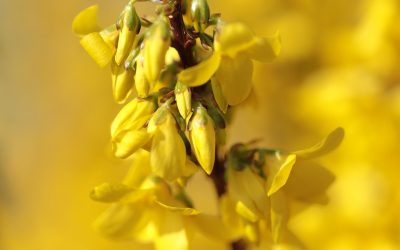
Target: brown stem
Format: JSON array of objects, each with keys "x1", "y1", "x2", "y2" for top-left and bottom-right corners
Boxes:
[
  {"x1": 163, "y1": 1, "x2": 246, "y2": 249},
  {"x1": 163, "y1": 0, "x2": 196, "y2": 68}
]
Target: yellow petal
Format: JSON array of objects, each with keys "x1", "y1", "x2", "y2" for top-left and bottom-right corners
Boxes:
[
  {"x1": 190, "y1": 106, "x2": 216, "y2": 174},
  {"x1": 123, "y1": 149, "x2": 151, "y2": 187},
  {"x1": 111, "y1": 98, "x2": 155, "y2": 138},
  {"x1": 211, "y1": 77, "x2": 228, "y2": 113},
  {"x1": 246, "y1": 31, "x2": 282, "y2": 62},
  {"x1": 283, "y1": 160, "x2": 335, "y2": 203},
  {"x1": 112, "y1": 128, "x2": 151, "y2": 159},
  {"x1": 177, "y1": 52, "x2": 221, "y2": 87},
  {"x1": 293, "y1": 127, "x2": 345, "y2": 159},
  {"x1": 243, "y1": 220, "x2": 259, "y2": 243},
  {"x1": 90, "y1": 183, "x2": 132, "y2": 203},
  {"x1": 155, "y1": 211, "x2": 190, "y2": 250},
  {"x1": 265, "y1": 153, "x2": 297, "y2": 196},
  {"x1": 191, "y1": 214, "x2": 233, "y2": 241},
  {"x1": 182, "y1": 159, "x2": 199, "y2": 177},
  {"x1": 72, "y1": 5, "x2": 100, "y2": 36},
  {"x1": 93, "y1": 204, "x2": 148, "y2": 240},
  {"x1": 215, "y1": 54, "x2": 253, "y2": 106},
  {"x1": 235, "y1": 201, "x2": 258, "y2": 223},
  {"x1": 228, "y1": 168, "x2": 267, "y2": 222},
  {"x1": 151, "y1": 114, "x2": 186, "y2": 181},
  {"x1": 111, "y1": 61, "x2": 134, "y2": 104},
  {"x1": 270, "y1": 191, "x2": 289, "y2": 243},
  {"x1": 219, "y1": 194, "x2": 244, "y2": 239},
  {"x1": 215, "y1": 22, "x2": 255, "y2": 57},
  {"x1": 155, "y1": 200, "x2": 200, "y2": 216},
  {"x1": 80, "y1": 32, "x2": 115, "y2": 67}
]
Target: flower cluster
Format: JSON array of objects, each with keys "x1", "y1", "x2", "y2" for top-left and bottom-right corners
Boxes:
[{"x1": 73, "y1": 0, "x2": 343, "y2": 249}]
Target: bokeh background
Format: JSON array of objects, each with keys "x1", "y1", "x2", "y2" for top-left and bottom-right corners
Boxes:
[{"x1": 1, "y1": 0, "x2": 400, "y2": 249}]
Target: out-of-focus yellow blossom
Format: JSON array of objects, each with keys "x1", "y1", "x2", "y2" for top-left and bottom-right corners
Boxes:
[
  {"x1": 92, "y1": 149, "x2": 231, "y2": 250},
  {"x1": 223, "y1": 128, "x2": 343, "y2": 246}
]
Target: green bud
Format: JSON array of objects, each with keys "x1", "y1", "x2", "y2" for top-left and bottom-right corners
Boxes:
[{"x1": 191, "y1": 0, "x2": 210, "y2": 32}]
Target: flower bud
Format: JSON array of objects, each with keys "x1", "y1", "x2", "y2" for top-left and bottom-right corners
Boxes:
[
  {"x1": 111, "y1": 98, "x2": 155, "y2": 139},
  {"x1": 115, "y1": 3, "x2": 141, "y2": 65},
  {"x1": 111, "y1": 61, "x2": 134, "y2": 104},
  {"x1": 189, "y1": 105, "x2": 215, "y2": 174},
  {"x1": 175, "y1": 82, "x2": 192, "y2": 119},
  {"x1": 191, "y1": 0, "x2": 210, "y2": 32},
  {"x1": 144, "y1": 19, "x2": 171, "y2": 85},
  {"x1": 134, "y1": 53, "x2": 150, "y2": 97}
]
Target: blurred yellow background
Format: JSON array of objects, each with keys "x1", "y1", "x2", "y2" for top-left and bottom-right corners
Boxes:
[{"x1": 1, "y1": 0, "x2": 400, "y2": 249}]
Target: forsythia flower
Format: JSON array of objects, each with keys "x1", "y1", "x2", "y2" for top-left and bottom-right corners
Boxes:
[
  {"x1": 73, "y1": 0, "x2": 342, "y2": 249},
  {"x1": 222, "y1": 128, "x2": 344, "y2": 246}
]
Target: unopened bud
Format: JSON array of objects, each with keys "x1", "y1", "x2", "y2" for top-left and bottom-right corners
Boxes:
[
  {"x1": 111, "y1": 61, "x2": 134, "y2": 104},
  {"x1": 191, "y1": 0, "x2": 210, "y2": 32},
  {"x1": 189, "y1": 105, "x2": 215, "y2": 174},
  {"x1": 134, "y1": 53, "x2": 150, "y2": 97},
  {"x1": 144, "y1": 19, "x2": 171, "y2": 84},
  {"x1": 115, "y1": 3, "x2": 141, "y2": 65},
  {"x1": 175, "y1": 82, "x2": 192, "y2": 119}
]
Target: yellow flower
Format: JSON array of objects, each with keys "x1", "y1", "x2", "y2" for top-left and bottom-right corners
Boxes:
[
  {"x1": 189, "y1": 105, "x2": 216, "y2": 175},
  {"x1": 178, "y1": 22, "x2": 281, "y2": 106},
  {"x1": 110, "y1": 98, "x2": 155, "y2": 158},
  {"x1": 91, "y1": 150, "x2": 229, "y2": 250}
]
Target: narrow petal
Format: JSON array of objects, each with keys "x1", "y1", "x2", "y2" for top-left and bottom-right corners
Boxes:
[
  {"x1": 90, "y1": 183, "x2": 132, "y2": 203},
  {"x1": 270, "y1": 191, "x2": 289, "y2": 243},
  {"x1": 72, "y1": 5, "x2": 100, "y2": 36},
  {"x1": 155, "y1": 200, "x2": 200, "y2": 216},
  {"x1": 178, "y1": 52, "x2": 221, "y2": 87},
  {"x1": 80, "y1": 32, "x2": 115, "y2": 67},
  {"x1": 265, "y1": 153, "x2": 297, "y2": 196},
  {"x1": 293, "y1": 127, "x2": 345, "y2": 159}
]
